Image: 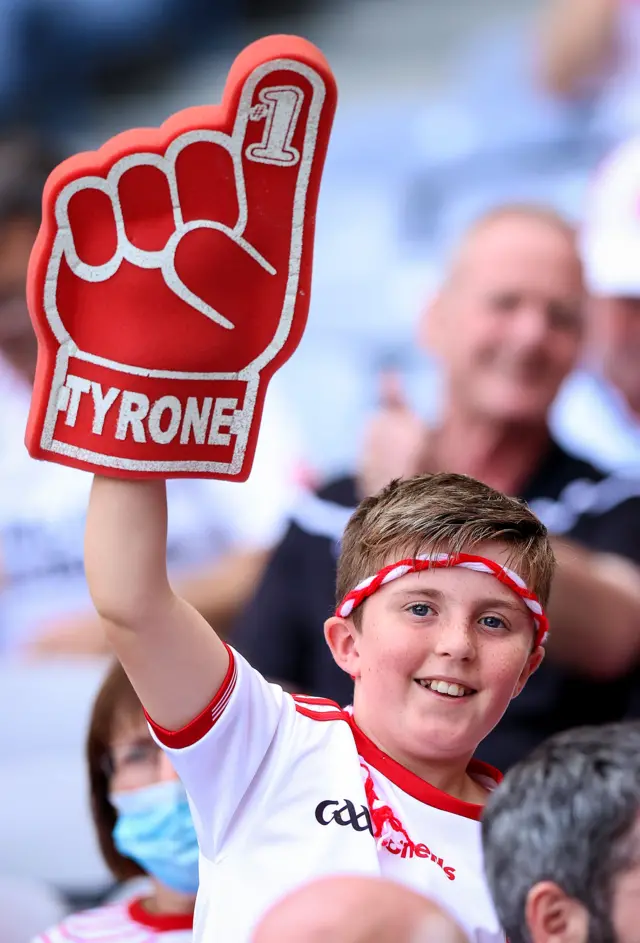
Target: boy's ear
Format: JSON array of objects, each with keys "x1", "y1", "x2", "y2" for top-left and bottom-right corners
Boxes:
[
  {"x1": 324, "y1": 616, "x2": 361, "y2": 680},
  {"x1": 513, "y1": 645, "x2": 545, "y2": 699}
]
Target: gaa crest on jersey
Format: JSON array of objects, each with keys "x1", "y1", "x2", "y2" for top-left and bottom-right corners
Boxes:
[{"x1": 315, "y1": 798, "x2": 373, "y2": 834}]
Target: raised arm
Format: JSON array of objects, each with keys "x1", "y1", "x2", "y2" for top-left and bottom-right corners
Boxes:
[{"x1": 85, "y1": 475, "x2": 228, "y2": 728}]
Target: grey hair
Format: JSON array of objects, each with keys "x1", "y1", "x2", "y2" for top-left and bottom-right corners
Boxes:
[{"x1": 482, "y1": 722, "x2": 640, "y2": 943}]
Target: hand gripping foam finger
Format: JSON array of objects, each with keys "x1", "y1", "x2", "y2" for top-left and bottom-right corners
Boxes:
[{"x1": 25, "y1": 35, "x2": 337, "y2": 480}]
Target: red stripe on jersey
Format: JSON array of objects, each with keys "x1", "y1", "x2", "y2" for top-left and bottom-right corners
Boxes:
[
  {"x1": 293, "y1": 693, "x2": 347, "y2": 721},
  {"x1": 294, "y1": 696, "x2": 348, "y2": 722},
  {"x1": 146, "y1": 644, "x2": 237, "y2": 748},
  {"x1": 292, "y1": 694, "x2": 342, "y2": 707},
  {"x1": 294, "y1": 704, "x2": 348, "y2": 722}
]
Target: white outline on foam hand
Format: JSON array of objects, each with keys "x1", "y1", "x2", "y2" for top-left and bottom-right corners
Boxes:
[{"x1": 38, "y1": 58, "x2": 327, "y2": 475}]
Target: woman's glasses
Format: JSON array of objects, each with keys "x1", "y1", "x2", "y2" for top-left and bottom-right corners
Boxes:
[{"x1": 101, "y1": 736, "x2": 162, "y2": 779}]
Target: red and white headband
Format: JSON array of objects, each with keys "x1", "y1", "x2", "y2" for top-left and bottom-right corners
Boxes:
[{"x1": 336, "y1": 552, "x2": 549, "y2": 648}]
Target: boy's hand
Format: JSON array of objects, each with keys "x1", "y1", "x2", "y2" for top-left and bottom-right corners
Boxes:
[
  {"x1": 359, "y1": 372, "x2": 431, "y2": 497},
  {"x1": 26, "y1": 36, "x2": 336, "y2": 481}
]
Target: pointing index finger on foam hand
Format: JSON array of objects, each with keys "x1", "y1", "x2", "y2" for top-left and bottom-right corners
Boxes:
[{"x1": 228, "y1": 36, "x2": 337, "y2": 272}]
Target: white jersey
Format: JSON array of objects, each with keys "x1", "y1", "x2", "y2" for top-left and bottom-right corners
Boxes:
[
  {"x1": 32, "y1": 898, "x2": 193, "y2": 943},
  {"x1": 149, "y1": 648, "x2": 505, "y2": 943}
]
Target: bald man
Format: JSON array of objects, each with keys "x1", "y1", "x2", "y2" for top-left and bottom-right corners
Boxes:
[
  {"x1": 252, "y1": 877, "x2": 469, "y2": 943},
  {"x1": 234, "y1": 203, "x2": 640, "y2": 771}
]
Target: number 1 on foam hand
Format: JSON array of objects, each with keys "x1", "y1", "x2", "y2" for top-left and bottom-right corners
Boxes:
[{"x1": 247, "y1": 86, "x2": 304, "y2": 166}]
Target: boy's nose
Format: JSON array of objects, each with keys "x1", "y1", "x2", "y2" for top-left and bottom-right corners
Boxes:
[{"x1": 433, "y1": 621, "x2": 476, "y2": 660}]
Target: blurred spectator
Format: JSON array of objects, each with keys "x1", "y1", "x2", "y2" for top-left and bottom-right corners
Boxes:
[
  {"x1": 538, "y1": 0, "x2": 640, "y2": 140},
  {"x1": 482, "y1": 721, "x2": 640, "y2": 943},
  {"x1": 34, "y1": 659, "x2": 196, "y2": 942},
  {"x1": 0, "y1": 134, "x2": 301, "y2": 656},
  {"x1": 234, "y1": 204, "x2": 640, "y2": 771},
  {"x1": 537, "y1": 0, "x2": 619, "y2": 102},
  {"x1": 253, "y1": 876, "x2": 469, "y2": 943},
  {"x1": 552, "y1": 135, "x2": 640, "y2": 473}
]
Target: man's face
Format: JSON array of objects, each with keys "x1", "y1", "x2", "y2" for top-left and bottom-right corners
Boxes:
[
  {"x1": 341, "y1": 541, "x2": 543, "y2": 770},
  {"x1": 589, "y1": 295, "x2": 640, "y2": 409},
  {"x1": 0, "y1": 215, "x2": 39, "y2": 381},
  {"x1": 429, "y1": 216, "x2": 584, "y2": 426}
]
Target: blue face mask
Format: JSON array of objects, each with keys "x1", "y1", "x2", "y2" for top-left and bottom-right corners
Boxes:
[{"x1": 111, "y1": 780, "x2": 199, "y2": 894}]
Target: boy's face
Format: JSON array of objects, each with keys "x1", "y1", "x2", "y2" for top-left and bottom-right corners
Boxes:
[{"x1": 326, "y1": 541, "x2": 544, "y2": 766}]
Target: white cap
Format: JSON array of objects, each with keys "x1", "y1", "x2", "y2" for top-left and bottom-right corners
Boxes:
[{"x1": 581, "y1": 136, "x2": 640, "y2": 298}]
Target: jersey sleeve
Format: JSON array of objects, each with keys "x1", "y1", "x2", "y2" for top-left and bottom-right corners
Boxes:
[{"x1": 146, "y1": 646, "x2": 289, "y2": 859}]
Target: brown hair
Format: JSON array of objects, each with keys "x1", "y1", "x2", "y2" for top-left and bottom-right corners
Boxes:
[
  {"x1": 86, "y1": 660, "x2": 147, "y2": 882},
  {"x1": 336, "y1": 473, "x2": 555, "y2": 625}
]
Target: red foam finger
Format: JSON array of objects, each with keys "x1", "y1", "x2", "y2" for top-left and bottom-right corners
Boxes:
[
  {"x1": 175, "y1": 141, "x2": 238, "y2": 228},
  {"x1": 26, "y1": 34, "x2": 337, "y2": 481},
  {"x1": 118, "y1": 164, "x2": 175, "y2": 251},
  {"x1": 67, "y1": 188, "x2": 117, "y2": 266}
]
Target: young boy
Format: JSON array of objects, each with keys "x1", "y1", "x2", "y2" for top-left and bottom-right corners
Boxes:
[{"x1": 85, "y1": 470, "x2": 550, "y2": 943}]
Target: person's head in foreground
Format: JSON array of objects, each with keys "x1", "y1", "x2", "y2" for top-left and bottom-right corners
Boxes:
[
  {"x1": 579, "y1": 136, "x2": 640, "y2": 416},
  {"x1": 88, "y1": 660, "x2": 198, "y2": 916},
  {"x1": 252, "y1": 875, "x2": 469, "y2": 943},
  {"x1": 482, "y1": 721, "x2": 640, "y2": 943},
  {"x1": 325, "y1": 472, "x2": 551, "y2": 792}
]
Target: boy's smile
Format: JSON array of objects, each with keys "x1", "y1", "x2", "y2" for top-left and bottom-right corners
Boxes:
[
  {"x1": 414, "y1": 677, "x2": 477, "y2": 699},
  {"x1": 325, "y1": 540, "x2": 545, "y2": 799}
]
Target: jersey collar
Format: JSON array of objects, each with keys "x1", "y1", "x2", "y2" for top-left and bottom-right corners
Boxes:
[
  {"x1": 348, "y1": 715, "x2": 502, "y2": 822},
  {"x1": 128, "y1": 897, "x2": 194, "y2": 931}
]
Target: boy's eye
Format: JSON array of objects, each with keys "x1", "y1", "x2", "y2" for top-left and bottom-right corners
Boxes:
[
  {"x1": 479, "y1": 615, "x2": 507, "y2": 630},
  {"x1": 406, "y1": 603, "x2": 434, "y2": 618}
]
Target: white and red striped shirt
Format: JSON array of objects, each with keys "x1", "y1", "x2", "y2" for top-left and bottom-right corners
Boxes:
[
  {"x1": 32, "y1": 898, "x2": 193, "y2": 943},
  {"x1": 149, "y1": 647, "x2": 505, "y2": 943}
]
